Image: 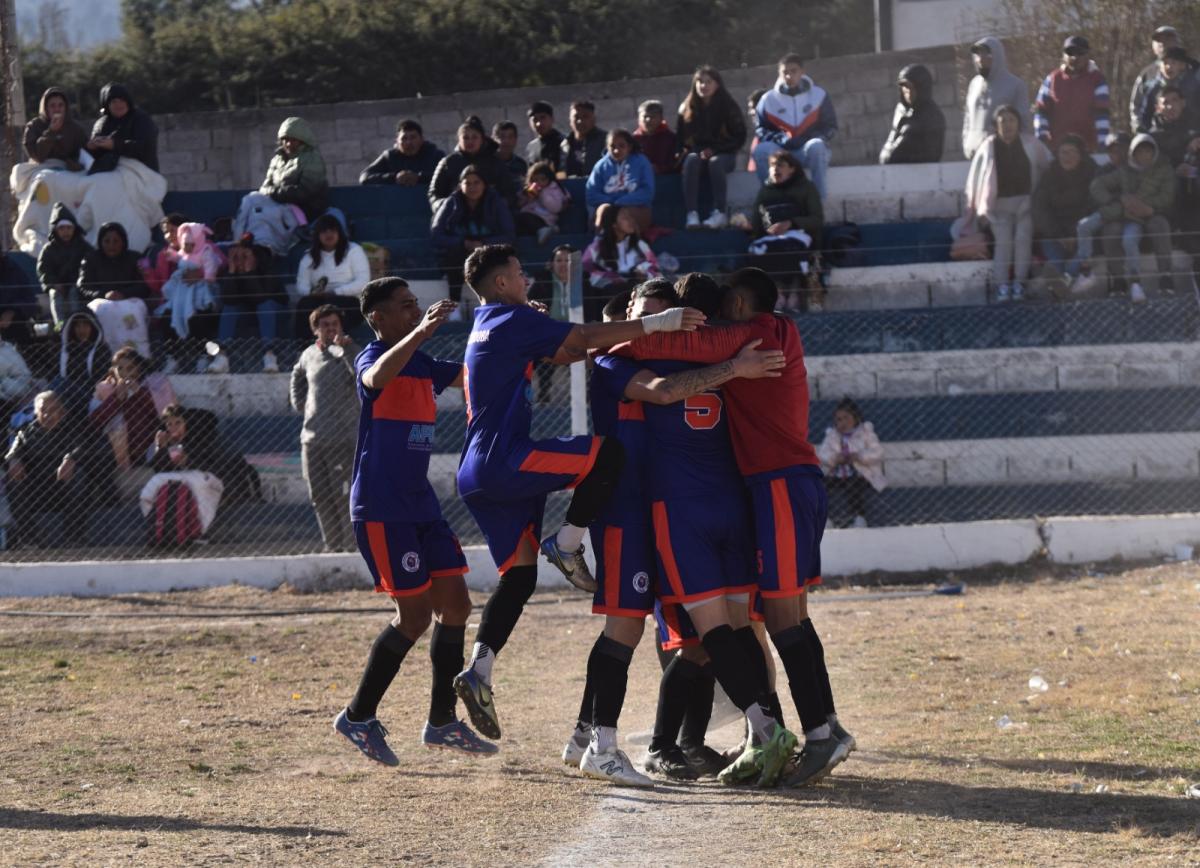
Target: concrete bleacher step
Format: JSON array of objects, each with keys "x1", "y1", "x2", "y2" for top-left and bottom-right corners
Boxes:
[{"x1": 826, "y1": 261, "x2": 989, "y2": 311}]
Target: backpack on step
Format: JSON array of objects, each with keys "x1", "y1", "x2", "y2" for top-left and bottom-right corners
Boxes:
[{"x1": 149, "y1": 480, "x2": 203, "y2": 547}]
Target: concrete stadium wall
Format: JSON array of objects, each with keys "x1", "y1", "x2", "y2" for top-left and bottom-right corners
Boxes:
[{"x1": 154, "y1": 47, "x2": 964, "y2": 192}]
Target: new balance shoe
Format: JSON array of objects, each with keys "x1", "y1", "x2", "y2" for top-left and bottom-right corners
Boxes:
[
  {"x1": 562, "y1": 724, "x2": 591, "y2": 766},
  {"x1": 643, "y1": 745, "x2": 700, "y2": 781},
  {"x1": 540, "y1": 536, "x2": 597, "y2": 593},
  {"x1": 831, "y1": 718, "x2": 856, "y2": 754},
  {"x1": 682, "y1": 743, "x2": 732, "y2": 777},
  {"x1": 333, "y1": 708, "x2": 399, "y2": 766},
  {"x1": 756, "y1": 725, "x2": 800, "y2": 788},
  {"x1": 421, "y1": 719, "x2": 499, "y2": 756},
  {"x1": 784, "y1": 736, "x2": 849, "y2": 788},
  {"x1": 452, "y1": 668, "x2": 501, "y2": 740},
  {"x1": 579, "y1": 744, "x2": 654, "y2": 788}
]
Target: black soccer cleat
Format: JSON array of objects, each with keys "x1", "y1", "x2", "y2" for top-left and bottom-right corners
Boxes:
[{"x1": 643, "y1": 745, "x2": 700, "y2": 781}]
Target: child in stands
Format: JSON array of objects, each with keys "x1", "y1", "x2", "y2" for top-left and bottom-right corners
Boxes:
[
  {"x1": 816, "y1": 397, "x2": 886, "y2": 528},
  {"x1": 517, "y1": 161, "x2": 571, "y2": 245}
]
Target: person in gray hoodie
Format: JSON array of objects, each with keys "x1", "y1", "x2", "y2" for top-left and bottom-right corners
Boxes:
[{"x1": 963, "y1": 37, "x2": 1032, "y2": 159}]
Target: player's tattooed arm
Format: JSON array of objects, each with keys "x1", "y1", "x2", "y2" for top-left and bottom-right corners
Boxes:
[{"x1": 625, "y1": 340, "x2": 785, "y2": 405}]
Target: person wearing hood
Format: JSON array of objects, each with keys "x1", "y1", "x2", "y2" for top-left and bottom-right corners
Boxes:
[
  {"x1": 260, "y1": 117, "x2": 329, "y2": 219},
  {"x1": 23, "y1": 87, "x2": 88, "y2": 170},
  {"x1": 963, "y1": 37, "x2": 1032, "y2": 159},
  {"x1": 752, "y1": 53, "x2": 838, "y2": 198},
  {"x1": 52, "y1": 310, "x2": 104, "y2": 416},
  {"x1": 359, "y1": 119, "x2": 445, "y2": 187},
  {"x1": 1032, "y1": 134, "x2": 1097, "y2": 281},
  {"x1": 1033, "y1": 36, "x2": 1111, "y2": 153},
  {"x1": 964, "y1": 105, "x2": 1051, "y2": 302},
  {"x1": 428, "y1": 122, "x2": 516, "y2": 212},
  {"x1": 585, "y1": 129, "x2": 656, "y2": 234},
  {"x1": 78, "y1": 222, "x2": 152, "y2": 358},
  {"x1": 432, "y1": 165, "x2": 517, "y2": 309},
  {"x1": 36, "y1": 203, "x2": 92, "y2": 327},
  {"x1": 677, "y1": 66, "x2": 747, "y2": 229},
  {"x1": 158, "y1": 222, "x2": 223, "y2": 371},
  {"x1": 87, "y1": 83, "x2": 158, "y2": 174},
  {"x1": 1130, "y1": 26, "x2": 1199, "y2": 134},
  {"x1": 879, "y1": 64, "x2": 946, "y2": 165},
  {"x1": 1090, "y1": 134, "x2": 1178, "y2": 303}
]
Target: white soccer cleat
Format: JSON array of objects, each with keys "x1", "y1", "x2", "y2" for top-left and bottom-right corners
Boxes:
[
  {"x1": 579, "y1": 744, "x2": 654, "y2": 788},
  {"x1": 562, "y1": 724, "x2": 590, "y2": 766}
]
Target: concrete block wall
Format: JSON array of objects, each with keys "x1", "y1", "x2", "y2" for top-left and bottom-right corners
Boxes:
[{"x1": 154, "y1": 46, "x2": 964, "y2": 192}]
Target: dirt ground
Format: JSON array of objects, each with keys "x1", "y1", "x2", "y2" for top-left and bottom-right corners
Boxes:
[{"x1": 0, "y1": 562, "x2": 1198, "y2": 867}]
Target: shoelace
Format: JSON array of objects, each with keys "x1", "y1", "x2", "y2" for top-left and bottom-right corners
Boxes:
[{"x1": 369, "y1": 720, "x2": 390, "y2": 740}]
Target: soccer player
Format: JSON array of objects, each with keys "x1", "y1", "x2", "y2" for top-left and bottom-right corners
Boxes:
[
  {"x1": 620, "y1": 267, "x2": 853, "y2": 787},
  {"x1": 563, "y1": 280, "x2": 786, "y2": 786},
  {"x1": 452, "y1": 244, "x2": 704, "y2": 744},
  {"x1": 334, "y1": 277, "x2": 497, "y2": 765}
]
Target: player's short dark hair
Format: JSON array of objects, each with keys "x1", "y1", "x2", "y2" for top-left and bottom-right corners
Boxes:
[
  {"x1": 465, "y1": 243, "x2": 518, "y2": 299},
  {"x1": 632, "y1": 277, "x2": 678, "y2": 306},
  {"x1": 728, "y1": 267, "x2": 778, "y2": 313},
  {"x1": 528, "y1": 100, "x2": 554, "y2": 118},
  {"x1": 309, "y1": 303, "x2": 343, "y2": 331},
  {"x1": 602, "y1": 290, "x2": 633, "y2": 321},
  {"x1": 779, "y1": 53, "x2": 805, "y2": 67},
  {"x1": 492, "y1": 120, "x2": 518, "y2": 137},
  {"x1": 396, "y1": 118, "x2": 423, "y2": 135},
  {"x1": 674, "y1": 272, "x2": 725, "y2": 318},
  {"x1": 360, "y1": 276, "x2": 410, "y2": 318}
]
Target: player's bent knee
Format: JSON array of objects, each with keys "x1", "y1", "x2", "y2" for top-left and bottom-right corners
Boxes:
[
  {"x1": 603, "y1": 615, "x2": 645, "y2": 647},
  {"x1": 431, "y1": 577, "x2": 473, "y2": 625}
]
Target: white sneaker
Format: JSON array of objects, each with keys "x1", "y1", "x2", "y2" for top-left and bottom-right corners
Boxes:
[
  {"x1": 206, "y1": 352, "x2": 230, "y2": 374},
  {"x1": 703, "y1": 209, "x2": 727, "y2": 230},
  {"x1": 579, "y1": 744, "x2": 654, "y2": 788},
  {"x1": 995, "y1": 283, "x2": 1011, "y2": 302},
  {"x1": 851, "y1": 515, "x2": 868, "y2": 529},
  {"x1": 1130, "y1": 282, "x2": 1147, "y2": 304},
  {"x1": 562, "y1": 724, "x2": 590, "y2": 766},
  {"x1": 1070, "y1": 272, "x2": 1098, "y2": 295},
  {"x1": 685, "y1": 211, "x2": 701, "y2": 229},
  {"x1": 262, "y1": 350, "x2": 279, "y2": 373},
  {"x1": 1010, "y1": 281, "x2": 1025, "y2": 301}
]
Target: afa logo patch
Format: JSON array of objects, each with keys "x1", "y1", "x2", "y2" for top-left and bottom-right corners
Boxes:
[
  {"x1": 401, "y1": 551, "x2": 421, "y2": 573},
  {"x1": 632, "y1": 571, "x2": 650, "y2": 594}
]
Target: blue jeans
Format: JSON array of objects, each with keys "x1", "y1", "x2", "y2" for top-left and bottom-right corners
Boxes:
[
  {"x1": 1039, "y1": 238, "x2": 1072, "y2": 274},
  {"x1": 218, "y1": 299, "x2": 282, "y2": 350},
  {"x1": 752, "y1": 138, "x2": 830, "y2": 199},
  {"x1": 1067, "y1": 212, "x2": 1104, "y2": 276}
]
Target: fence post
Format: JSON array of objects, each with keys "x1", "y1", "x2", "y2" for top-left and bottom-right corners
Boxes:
[{"x1": 568, "y1": 250, "x2": 588, "y2": 436}]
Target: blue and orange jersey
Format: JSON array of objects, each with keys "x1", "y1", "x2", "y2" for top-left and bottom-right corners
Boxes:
[
  {"x1": 591, "y1": 353, "x2": 648, "y2": 517},
  {"x1": 458, "y1": 302, "x2": 574, "y2": 496},
  {"x1": 350, "y1": 343, "x2": 461, "y2": 523},
  {"x1": 639, "y1": 359, "x2": 743, "y2": 500}
]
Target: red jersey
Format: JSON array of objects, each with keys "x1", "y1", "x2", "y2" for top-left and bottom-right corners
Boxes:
[{"x1": 621, "y1": 313, "x2": 818, "y2": 477}]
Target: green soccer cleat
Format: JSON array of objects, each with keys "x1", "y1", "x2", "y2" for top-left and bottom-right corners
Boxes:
[
  {"x1": 756, "y1": 725, "x2": 800, "y2": 788},
  {"x1": 718, "y1": 739, "x2": 766, "y2": 786}
]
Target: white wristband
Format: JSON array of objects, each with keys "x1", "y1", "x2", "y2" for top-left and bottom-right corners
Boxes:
[{"x1": 641, "y1": 308, "x2": 684, "y2": 334}]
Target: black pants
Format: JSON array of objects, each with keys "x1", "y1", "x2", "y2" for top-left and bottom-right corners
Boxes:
[{"x1": 826, "y1": 475, "x2": 871, "y2": 527}]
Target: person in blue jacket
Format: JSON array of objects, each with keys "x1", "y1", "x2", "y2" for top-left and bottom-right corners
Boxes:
[
  {"x1": 585, "y1": 129, "x2": 656, "y2": 235},
  {"x1": 431, "y1": 165, "x2": 516, "y2": 314},
  {"x1": 752, "y1": 53, "x2": 838, "y2": 198}
]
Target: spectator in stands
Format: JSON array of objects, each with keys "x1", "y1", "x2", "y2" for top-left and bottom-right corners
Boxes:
[
  {"x1": 1032, "y1": 134, "x2": 1097, "y2": 287},
  {"x1": 86, "y1": 83, "x2": 158, "y2": 174},
  {"x1": 1066, "y1": 132, "x2": 1129, "y2": 295},
  {"x1": 234, "y1": 118, "x2": 329, "y2": 256},
  {"x1": 79, "y1": 225, "x2": 152, "y2": 361},
  {"x1": 158, "y1": 223, "x2": 222, "y2": 373},
  {"x1": 517, "y1": 161, "x2": 571, "y2": 244},
  {"x1": 428, "y1": 121, "x2": 516, "y2": 212},
  {"x1": 879, "y1": 64, "x2": 947, "y2": 165},
  {"x1": 359, "y1": 119, "x2": 445, "y2": 187},
  {"x1": 5, "y1": 391, "x2": 93, "y2": 548},
  {"x1": 531, "y1": 243, "x2": 574, "y2": 321},
  {"x1": 492, "y1": 120, "x2": 529, "y2": 190},
  {"x1": 139, "y1": 212, "x2": 184, "y2": 306},
  {"x1": 90, "y1": 347, "x2": 174, "y2": 487},
  {"x1": 526, "y1": 101, "x2": 565, "y2": 174},
  {"x1": 752, "y1": 53, "x2": 837, "y2": 199},
  {"x1": 747, "y1": 150, "x2": 824, "y2": 312},
  {"x1": 1150, "y1": 87, "x2": 1199, "y2": 167},
  {"x1": 23, "y1": 87, "x2": 87, "y2": 170},
  {"x1": 562, "y1": 101, "x2": 607, "y2": 178},
  {"x1": 290, "y1": 304, "x2": 359, "y2": 552},
  {"x1": 432, "y1": 165, "x2": 517, "y2": 312},
  {"x1": 1136, "y1": 48, "x2": 1200, "y2": 133},
  {"x1": 963, "y1": 37, "x2": 1032, "y2": 159},
  {"x1": 1033, "y1": 36, "x2": 1111, "y2": 153},
  {"x1": 0, "y1": 249, "x2": 38, "y2": 345},
  {"x1": 677, "y1": 65, "x2": 746, "y2": 230},
  {"x1": 817, "y1": 397, "x2": 886, "y2": 529},
  {"x1": 1091, "y1": 133, "x2": 1178, "y2": 303},
  {"x1": 744, "y1": 88, "x2": 767, "y2": 175},
  {"x1": 0, "y1": 334, "x2": 32, "y2": 421},
  {"x1": 295, "y1": 212, "x2": 370, "y2": 337},
  {"x1": 36, "y1": 204, "x2": 91, "y2": 328},
  {"x1": 1130, "y1": 26, "x2": 1198, "y2": 134},
  {"x1": 633, "y1": 100, "x2": 678, "y2": 175},
  {"x1": 52, "y1": 311, "x2": 103, "y2": 417},
  {"x1": 582, "y1": 206, "x2": 660, "y2": 321},
  {"x1": 585, "y1": 129, "x2": 655, "y2": 233},
  {"x1": 1174, "y1": 135, "x2": 1200, "y2": 275},
  {"x1": 217, "y1": 236, "x2": 287, "y2": 373},
  {"x1": 965, "y1": 105, "x2": 1050, "y2": 303}
]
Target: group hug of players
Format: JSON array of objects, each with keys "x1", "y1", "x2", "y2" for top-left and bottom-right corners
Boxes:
[{"x1": 332, "y1": 243, "x2": 853, "y2": 789}]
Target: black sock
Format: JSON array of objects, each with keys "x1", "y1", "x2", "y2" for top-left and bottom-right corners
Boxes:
[
  {"x1": 655, "y1": 642, "x2": 675, "y2": 672},
  {"x1": 772, "y1": 625, "x2": 827, "y2": 733},
  {"x1": 428, "y1": 622, "x2": 464, "y2": 727},
  {"x1": 766, "y1": 691, "x2": 786, "y2": 729},
  {"x1": 650, "y1": 655, "x2": 702, "y2": 752},
  {"x1": 801, "y1": 618, "x2": 836, "y2": 717},
  {"x1": 733, "y1": 626, "x2": 773, "y2": 715},
  {"x1": 347, "y1": 624, "x2": 414, "y2": 722},
  {"x1": 678, "y1": 663, "x2": 715, "y2": 751},
  {"x1": 564, "y1": 437, "x2": 625, "y2": 527},
  {"x1": 700, "y1": 624, "x2": 767, "y2": 712},
  {"x1": 588, "y1": 635, "x2": 634, "y2": 729},
  {"x1": 576, "y1": 632, "x2": 602, "y2": 725},
  {"x1": 476, "y1": 564, "x2": 538, "y2": 653}
]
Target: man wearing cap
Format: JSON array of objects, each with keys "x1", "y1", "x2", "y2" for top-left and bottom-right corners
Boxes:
[
  {"x1": 525, "y1": 102, "x2": 565, "y2": 174},
  {"x1": 1135, "y1": 47, "x2": 1200, "y2": 133},
  {"x1": 1034, "y1": 36, "x2": 1110, "y2": 152},
  {"x1": 1130, "y1": 27, "x2": 1199, "y2": 134},
  {"x1": 963, "y1": 36, "x2": 1031, "y2": 159}
]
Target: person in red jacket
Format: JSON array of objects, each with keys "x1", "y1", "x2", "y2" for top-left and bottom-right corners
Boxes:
[
  {"x1": 1034, "y1": 35, "x2": 1111, "y2": 152},
  {"x1": 617, "y1": 266, "x2": 853, "y2": 788}
]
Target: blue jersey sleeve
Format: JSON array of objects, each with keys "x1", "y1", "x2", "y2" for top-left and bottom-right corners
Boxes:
[
  {"x1": 430, "y1": 358, "x2": 463, "y2": 394},
  {"x1": 509, "y1": 303, "x2": 574, "y2": 361},
  {"x1": 593, "y1": 353, "x2": 643, "y2": 402},
  {"x1": 354, "y1": 341, "x2": 385, "y2": 401}
]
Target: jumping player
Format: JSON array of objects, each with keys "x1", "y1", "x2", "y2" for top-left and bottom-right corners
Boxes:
[
  {"x1": 452, "y1": 244, "x2": 704, "y2": 744},
  {"x1": 334, "y1": 277, "x2": 497, "y2": 765},
  {"x1": 620, "y1": 267, "x2": 852, "y2": 787},
  {"x1": 562, "y1": 280, "x2": 786, "y2": 786}
]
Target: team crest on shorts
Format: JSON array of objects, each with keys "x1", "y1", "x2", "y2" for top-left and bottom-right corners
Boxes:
[
  {"x1": 632, "y1": 571, "x2": 650, "y2": 594},
  {"x1": 401, "y1": 551, "x2": 421, "y2": 572}
]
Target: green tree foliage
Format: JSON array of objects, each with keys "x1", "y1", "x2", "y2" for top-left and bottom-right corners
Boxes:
[{"x1": 21, "y1": 0, "x2": 874, "y2": 116}]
